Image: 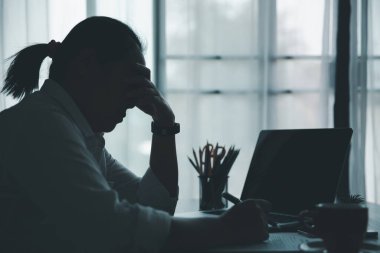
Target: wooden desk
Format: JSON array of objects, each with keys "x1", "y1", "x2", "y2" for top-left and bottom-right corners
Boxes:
[{"x1": 170, "y1": 200, "x2": 380, "y2": 253}]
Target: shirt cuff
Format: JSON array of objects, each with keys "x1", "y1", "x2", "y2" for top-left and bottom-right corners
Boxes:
[
  {"x1": 133, "y1": 205, "x2": 172, "y2": 253},
  {"x1": 138, "y1": 168, "x2": 178, "y2": 215}
]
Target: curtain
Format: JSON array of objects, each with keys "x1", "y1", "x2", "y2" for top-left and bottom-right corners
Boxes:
[
  {"x1": 346, "y1": 0, "x2": 380, "y2": 204},
  {"x1": 364, "y1": 0, "x2": 380, "y2": 203},
  {"x1": 348, "y1": 0, "x2": 367, "y2": 198},
  {"x1": 322, "y1": 0, "x2": 337, "y2": 128}
]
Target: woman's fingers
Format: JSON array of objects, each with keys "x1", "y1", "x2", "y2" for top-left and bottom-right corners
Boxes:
[
  {"x1": 134, "y1": 63, "x2": 151, "y2": 79},
  {"x1": 123, "y1": 76, "x2": 156, "y2": 90},
  {"x1": 123, "y1": 65, "x2": 174, "y2": 122},
  {"x1": 220, "y1": 200, "x2": 269, "y2": 243},
  {"x1": 124, "y1": 86, "x2": 158, "y2": 100}
]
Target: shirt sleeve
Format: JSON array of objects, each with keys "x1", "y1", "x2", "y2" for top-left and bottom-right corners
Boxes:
[
  {"x1": 5, "y1": 110, "x2": 171, "y2": 253},
  {"x1": 105, "y1": 150, "x2": 178, "y2": 215},
  {"x1": 138, "y1": 168, "x2": 178, "y2": 215}
]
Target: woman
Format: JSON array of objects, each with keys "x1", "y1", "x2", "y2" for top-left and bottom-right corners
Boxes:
[{"x1": 0, "y1": 16, "x2": 268, "y2": 253}]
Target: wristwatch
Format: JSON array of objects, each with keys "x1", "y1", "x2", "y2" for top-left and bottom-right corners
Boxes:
[{"x1": 151, "y1": 121, "x2": 180, "y2": 136}]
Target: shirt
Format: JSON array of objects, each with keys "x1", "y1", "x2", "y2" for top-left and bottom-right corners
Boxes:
[{"x1": 0, "y1": 79, "x2": 178, "y2": 253}]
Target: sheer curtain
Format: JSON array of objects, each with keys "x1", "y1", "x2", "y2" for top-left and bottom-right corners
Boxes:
[
  {"x1": 365, "y1": 0, "x2": 380, "y2": 203},
  {"x1": 344, "y1": 0, "x2": 380, "y2": 204},
  {"x1": 349, "y1": 0, "x2": 367, "y2": 198}
]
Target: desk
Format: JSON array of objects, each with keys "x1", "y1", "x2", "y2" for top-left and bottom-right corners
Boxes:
[{"x1": 168, "y1": 200, "x2": 380, "y2": 253}]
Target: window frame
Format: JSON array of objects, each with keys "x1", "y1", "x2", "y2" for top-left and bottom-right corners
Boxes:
[{"x1": 157, "y1": 0, "x2": 334, "y2": 131}]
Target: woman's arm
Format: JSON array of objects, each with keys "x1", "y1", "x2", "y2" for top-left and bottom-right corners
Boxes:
[
  {"x1": 149, "y1": 131, "x2": 178, "y2": 197},
  {"x1": 126, "y1": 63, "x2": 179, "y2": 197}
]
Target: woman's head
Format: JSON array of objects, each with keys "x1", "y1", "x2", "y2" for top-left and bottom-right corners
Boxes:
[
  {"x1": 2, "y1": 16, "x2": 147, "y2": 132},
  {"x1": 49, "y1": 16, "x2": 143, "y2": 83},
  {"x1": 2, "y1": 16, "x2": 143, "y2": 99}
]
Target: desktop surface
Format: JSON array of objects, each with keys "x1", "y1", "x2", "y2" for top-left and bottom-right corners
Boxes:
[{"x1": 170, "y1": 199, "x2": 380, "y2": 253}]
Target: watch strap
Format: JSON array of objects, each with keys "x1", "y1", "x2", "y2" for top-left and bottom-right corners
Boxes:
[{"x1": 151, "y1": 122, "x2": 180, "y2": 136}]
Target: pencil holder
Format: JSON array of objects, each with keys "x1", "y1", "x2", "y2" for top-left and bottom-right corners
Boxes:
[
  {"x1": 199, "y1": 175, "x2": 228, "y2": 211},
  {"x1": 188, "y1": 143, "x2": 239, "y2": 210}
]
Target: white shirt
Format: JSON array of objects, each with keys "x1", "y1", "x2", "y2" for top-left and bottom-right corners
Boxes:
[{"x1": 0, "y1": 79, "x2": 177, "y2": 253}]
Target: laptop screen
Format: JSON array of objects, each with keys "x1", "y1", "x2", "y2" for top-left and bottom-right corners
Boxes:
[{"x1": 240, "y1": 128, "x2": 352, "y2": 215}]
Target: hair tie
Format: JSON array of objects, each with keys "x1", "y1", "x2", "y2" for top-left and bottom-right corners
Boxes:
[{"x1": 48, "y1": 40, "x2": 61, "y2": 59}]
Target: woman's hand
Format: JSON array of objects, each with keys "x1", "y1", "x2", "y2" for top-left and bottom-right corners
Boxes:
[
  {"x1": 124, "y1": 64, "x2": 175, "y2": 126},
  {"x1": 219, "y1": 200, "x2": 269, "y2": 244},
  {"x1": 164, "y1": 202, "x2": 268, "y2": 251},
  {"x1": 122, "y1": 64, "x2": 179, "y2": 197}
]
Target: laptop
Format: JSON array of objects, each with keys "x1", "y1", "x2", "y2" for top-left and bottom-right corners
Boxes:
[
  {"x1": 242, "y1": 128, "x2": 352, "y2": 212},
  {"x1": 178, "y1": 128, "x2": 353, "y2": 229},
  {"x1": 239, "y1": 128, "x2": 352, "y2": 228}
]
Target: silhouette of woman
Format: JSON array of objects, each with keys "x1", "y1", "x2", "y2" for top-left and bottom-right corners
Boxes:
[{"x1": 0, "y1": 16, "x2": 268, "y2": 253}]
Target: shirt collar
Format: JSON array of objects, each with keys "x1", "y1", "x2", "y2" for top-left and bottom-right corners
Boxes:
[{"x1": 40, "y1": 79, "x2": 95, "y2": 138}]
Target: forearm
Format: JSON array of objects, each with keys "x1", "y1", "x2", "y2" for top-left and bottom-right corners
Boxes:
[
  {"x1": 131, "y1": 65, "x2": 179, "y2": 197},
  {"x1": 150, "y1": 133, "x2": 178, "y2": 197}
]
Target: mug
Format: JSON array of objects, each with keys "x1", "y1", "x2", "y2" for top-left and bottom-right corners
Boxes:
[{"x1": 302, "y1": 203, "x2": 368, "y2": 253}]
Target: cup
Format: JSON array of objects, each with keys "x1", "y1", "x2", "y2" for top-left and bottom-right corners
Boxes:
[
  {"x1": 199, "y1": 175, "x2": 228, "y2": 210},
  {"x1": 312, "y1": 203, "x2": 368, "y2": 253}
]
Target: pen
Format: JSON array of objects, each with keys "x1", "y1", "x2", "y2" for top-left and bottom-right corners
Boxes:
[{"x1": 222, "y1": 192, "x2": 242, "y2": 205}]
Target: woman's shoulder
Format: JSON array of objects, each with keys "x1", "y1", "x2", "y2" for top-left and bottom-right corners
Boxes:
[{"x1": 0, "y1": 91, "x2": 78, "y2": 138}]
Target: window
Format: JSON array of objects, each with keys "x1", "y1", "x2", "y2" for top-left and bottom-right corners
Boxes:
[{"x1": 160, "y1": 0, "x2": 335, "y2": 199}]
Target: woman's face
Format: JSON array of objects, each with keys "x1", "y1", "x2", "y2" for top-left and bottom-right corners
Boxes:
[{"x1": 87, "y1": 46, "x2": 146, "y2": 132}]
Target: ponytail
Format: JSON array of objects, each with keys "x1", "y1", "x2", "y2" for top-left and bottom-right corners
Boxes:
[
  {"x1": 2, "y1": 44, "x2": 49, "y2": 99},
  {"x1": 2, "y1": 17, "x2": 144, "y2": 99}
]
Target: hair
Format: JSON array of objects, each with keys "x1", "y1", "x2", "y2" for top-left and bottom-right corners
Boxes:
[{"x1": 2, "y1": 16, "x2": 143, "y2": 99}]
